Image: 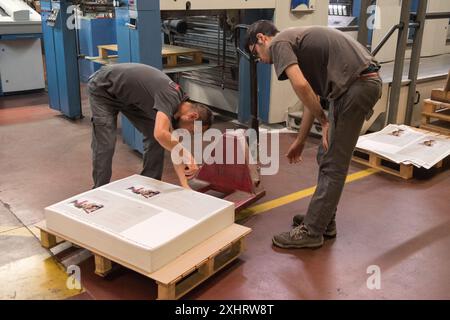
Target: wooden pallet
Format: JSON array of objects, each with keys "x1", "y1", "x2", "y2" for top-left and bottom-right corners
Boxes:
[
  {"x1": 445, "y1": 69, "x2": 450, "y2": 92},
  {"x1": 89, "y1": 44, "x2": 203, "y2": 68},
  {"x1": 430, "y1": 89, "x2": 450, "y2": 104},
  {"x1": 421, "y1": 99, "x2": 450, "y2": 114},
  {"x1": 98, "y1": 44, "x2": 119, "y2": 59},
  {"x1": 36, "y1": 221, "x2": 251, "y2": 300},
  {"x1": 420, "y1": 99, "x2": 450, "y2": 136},
  {"x1": 352, "y1": 148, "x2": 443, "y2": 180},
  {"x1": 162, "y1": 45, "x2": 203, "y2": 68},
  {"x1": 420, "y1": 122, "x2": 450, "y2": 136}
]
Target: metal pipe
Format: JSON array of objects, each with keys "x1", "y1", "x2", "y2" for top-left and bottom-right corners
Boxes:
[
  {"x1": 387, "y1": 0, "x2": 412, "y2": 124},
  {"x1": 357, "y1": 0, "x2": 371, "y2": 48},
  {"x1": 250, "y1": 55, "x2": 259, "y2": 146},
  {"x1": 216, "y1": 15, "x2": 221, "y2": 74},
  {"x1": 371, "y1": 24, "x2": 400, "y2": 56},
  {"x1": 424, "y1": 12, "x2": 450, "y2": 19},
  {"x1": 234, "y1": 24, "x2": 259, "y2": 144},
  {"x1": 221, "y1": 12, "x2": 227, "y2": 89},
  {"x1": 405, "y1": 0, "x2": 428, "y2": 125}
]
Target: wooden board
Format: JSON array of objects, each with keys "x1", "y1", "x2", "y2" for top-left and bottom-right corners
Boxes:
[
  {"x1": 420, "y1": 122, "x2": 450, "y2": 136},
  {"x1": 421, "y1": 99, "x2": 450, "y2": 113},
  {"x1": 352, "y1": 148, "x2": 414, "y2": 179},
  {"x1": 445, "y1": 69, "x2": 450, "y2": 92},
  {"x1": 422, "y1": 109, "x2": 450, "y2": 123},
  {"x1": 97, "y1": 44, "x2": 118, "y2": 59},
  {"x1": 36, "y1": 221, "x2": 251, "y2": 300},
  {"x1": 421, "y1": 101, "x2": 450, "y2": 136},
  {"x1": 86, "y1": 56, "x2": 118, "y2": 66},
  {"x1": 162, "y1": 45, "x2": 201, "y2": 56},
  {"x1": 352, "y1": 148, "x2": 444, "y2": 180},
  {"x1": 162, "y1": 44, "x2": 203, "y2": 68},
  {"x1": 431, "y1": 89, "x2": 450, "y2": 104},
  {"x1": 89, "y1": 44, "x2": 203, "y2": 68}
]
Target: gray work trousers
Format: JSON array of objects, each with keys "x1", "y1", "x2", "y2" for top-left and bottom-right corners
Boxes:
[
  {"x1": 88, "y1": 80, "x2": 164, "y2": 188},
  {"x1": 303, "y1": 76, "x2": 382, "y2": 236}
]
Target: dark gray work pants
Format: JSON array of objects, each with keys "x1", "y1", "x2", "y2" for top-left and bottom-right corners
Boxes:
[
  {"x1": 303, "y1": 76, "x2": 382, "y2": 236},
  {"x1": 88, "y1": 78, "x2": 164, "y2": 188}
]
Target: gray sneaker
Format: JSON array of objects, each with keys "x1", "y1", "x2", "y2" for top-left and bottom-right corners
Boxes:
[
  {"x1": 292, "y1": 214, "x2": 337, "y2": 238},
  {"x1": 272, "y1": 224, "x2": 324, "y2": 249}
]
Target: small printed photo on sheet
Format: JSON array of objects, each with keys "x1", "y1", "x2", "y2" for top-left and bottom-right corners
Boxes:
[
  {"x1": 70, "y1": 199, "x2": 104, "y2": 214},
  {"x1": 388, "y1": 128, "x2": 405, "y2": 137},
  {"x1": 126, "y1": 186, "x2": 161, "y2": 199}
]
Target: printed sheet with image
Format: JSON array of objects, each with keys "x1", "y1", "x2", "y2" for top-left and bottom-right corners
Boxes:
[
  {"x1": 45, "y1": 175, "x2": 235, "y2": 273},
  {"x1": 356, "y1": 124, "x2": 450, "y2": 169}
]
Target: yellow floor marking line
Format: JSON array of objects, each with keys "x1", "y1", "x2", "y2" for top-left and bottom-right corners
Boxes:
[
  {"x1": 0, "y1": 227, "x2": 84, "y2": 299},
  {"x1": 0, "y1": 253, "x2": 83, "y2": 299},
  {"x1": 236, "y1": 168, "x2": 378, "y2": 221},
  {"x1": 0, "y1": 226, "x2": 22, "y2": 234},
  {"x1": 1, "y1": 227, "x2": 36, "y2": 237}
]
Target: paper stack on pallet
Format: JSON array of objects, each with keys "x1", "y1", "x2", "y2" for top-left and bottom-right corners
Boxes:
[
  {"x1": 356, "y1": 124, "x2": 450, "y2": 169},
  {"x1": 45, "y1": 175, "x2": 235, "y2": 273}
]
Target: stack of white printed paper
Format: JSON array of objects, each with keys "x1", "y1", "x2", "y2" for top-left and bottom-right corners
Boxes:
[
  {"x1": 356, "y1": 124, "x2": 450, "y2": 169},
  {"x1": 45, "y1": 175, "x2": 235, "y2": 273}
]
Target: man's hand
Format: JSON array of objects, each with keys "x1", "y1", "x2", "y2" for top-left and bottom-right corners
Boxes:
[
  {"x1": 184, "y1": 162, "x2": 199, "y2": 180},
  {"x1": 321, "y1": 120, "x2": 330, "y2": 151},
  {"x1": 286, "y1": 138, "x2": 306, "y2": 164}
]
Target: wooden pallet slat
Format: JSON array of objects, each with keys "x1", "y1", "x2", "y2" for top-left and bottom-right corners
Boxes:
[
  {"x1": 431, "y1": 89, "x2": 450, "y2": 104},
  {"x1": 421, "y1": 110, "x2": 450, "y2": 123},
  {"x1": 158, "y1": 237, "x2": 245, "y2": 300},
  {"x1": 420, "y1": 122, "x2": 450, "y2": 136},
  {"x1": 90, "y1": 44, "x2": 204, "y2": 69},
  {"x1": 162, "y1": 44, "x2": 203, "y2": 68},
  {"x1": 94, "y1": 254, "x2": 113, "y2": 277},
  {"x1": 35, "y1": 221, "x2": 250, "y2": 300},
  {"x1": 40, "y1": 229, "x2": 57, "y2": 249},
  {"x1": 353, "y1": 149, "x2": 414, "y2": 179},
  {"x1": 97, "y1": 44, "x2": 118, "y2": 59},
  {"x1": 445, "y1": 69, "x2": 450, "y2": 92},
  {"x1": 420, "y1": 99, "x2": 450, "y2": 136},
  {"x1": 421, "y1": 99, "x2": 450, "y2": 113}
]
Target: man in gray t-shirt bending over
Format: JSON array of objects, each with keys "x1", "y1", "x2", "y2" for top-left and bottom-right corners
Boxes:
[
  {"x1": 246, "y1": 21, "x2": 382, "y2": 249},
  {"x1": 88, "y1": 63, "x2": 213, "y2": 189}
]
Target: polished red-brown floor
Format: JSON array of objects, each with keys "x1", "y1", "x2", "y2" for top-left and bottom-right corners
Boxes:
[{"x1": 1, "y1": 90, "x2": 449, "y2": 300}]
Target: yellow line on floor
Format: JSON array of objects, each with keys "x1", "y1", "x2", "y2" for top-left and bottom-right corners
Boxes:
[
  {"x1": 0, "y1": 253, "x2": 83, "y2": 299},
  {"x1": 0, "y1": 226, "x2": 83, "y2": 299},
  {"x1": 236, "y1": 168, "x2": 378, "y2": 221}
]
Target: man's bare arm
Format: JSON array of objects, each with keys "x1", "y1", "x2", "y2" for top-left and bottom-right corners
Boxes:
[
  {"x1": 153, "y1": 111, "x2": 196, "y2": 188},
  {"x1": 297, "y1": 104, "x2": 315, "y2": 143},
  {"x1": 285, "y1": 64, "x2": 330, "y2": 150},
  {"x1": 285, "y1": 64, "x2": 328, "y2": 126},
  {"x1": 153, "y1": 111, "x2": 180, "y2": 152}
]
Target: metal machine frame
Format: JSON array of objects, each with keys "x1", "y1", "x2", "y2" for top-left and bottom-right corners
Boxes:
[
  {"x1": 0, "y1": 0, "x2": 45, "y2": 95},
  {"x1": 41, "y1": 0, "x2": 82, "y2": 119}
]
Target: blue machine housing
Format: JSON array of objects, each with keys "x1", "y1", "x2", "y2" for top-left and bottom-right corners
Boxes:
[
  {"x1": 115, "y1": 0, "x2": 162, "y2": 153},
  {"x1": 41, "y1": 0, "x2": 81, "y2": 119},
  {"x1": 78, "y1": 17, "x2": 116, "y2": 83},
  {"x1": 238, "y1": 10, "x2": 273, "y2": 124}
]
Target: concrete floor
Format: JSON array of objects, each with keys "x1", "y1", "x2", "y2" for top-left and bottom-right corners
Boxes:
[{"x1": 1, "y1": 88, "x2": 449, "y2": 300}]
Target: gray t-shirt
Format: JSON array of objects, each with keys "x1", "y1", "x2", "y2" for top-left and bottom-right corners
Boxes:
[
  {"x1": 270, "y1": 26, "x2": 378, "y2": 100},
  {"x1": 88, "y1": 63, "x2": 187, "y2": 120}
]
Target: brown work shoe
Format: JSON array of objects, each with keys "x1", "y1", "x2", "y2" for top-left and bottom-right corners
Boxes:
[
  {"x1": 292, "y1": 214, "x2": 337, "y2": 238},
  {"x1": 272, "y1": 224, "x2": 324, "y2": 249}
]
